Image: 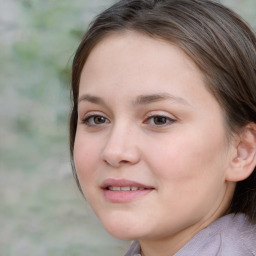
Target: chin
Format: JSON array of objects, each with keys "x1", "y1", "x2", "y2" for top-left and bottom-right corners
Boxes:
[
  {"x1": 98, "y1": 213, "x2": 145, "y2": 240},
  {"x1": 106, "y1": 228, "x2": 138, "y2": 240}
]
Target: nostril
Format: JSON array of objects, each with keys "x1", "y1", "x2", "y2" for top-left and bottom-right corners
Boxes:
[
  {"x1": 104, "y1": 159, "x2": 130, "y2": 167},
  {"x1": 120, "y1": 160, "x2": 129, "y2": 164}
]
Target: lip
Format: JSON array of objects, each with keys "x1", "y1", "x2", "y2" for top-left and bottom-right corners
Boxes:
[
  {"x1": 101, "y1": 178, "x2": 154, "y2": 203},
  {"x1": 101, "y1": 178, "x2": 153, "y2": 189}
]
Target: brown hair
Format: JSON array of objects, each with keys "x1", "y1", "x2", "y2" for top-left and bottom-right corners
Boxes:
[{"x1": 70, "y1": 0, "x2": 256, "y2": 222}]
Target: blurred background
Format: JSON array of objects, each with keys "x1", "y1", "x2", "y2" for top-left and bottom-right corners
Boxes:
[{"x1": 0, "y1": 0, "x2": 255, "y2": 255}]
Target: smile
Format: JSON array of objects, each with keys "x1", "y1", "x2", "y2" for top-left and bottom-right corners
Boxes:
[
  {"x1": 108, "y1": 186, "x2": 147, "y2": 191},
  {"x1": 101, "y1": 179, "x2": 154, "y2": 203}
]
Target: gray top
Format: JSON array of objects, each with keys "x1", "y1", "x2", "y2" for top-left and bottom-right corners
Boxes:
[{"x1": 124, "y1": 214, "x2": 256, "y2": 256}]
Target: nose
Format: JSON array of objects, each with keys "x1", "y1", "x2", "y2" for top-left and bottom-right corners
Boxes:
[{"x1": 102, "y1": 124, "x2": 141, "y2": 168}]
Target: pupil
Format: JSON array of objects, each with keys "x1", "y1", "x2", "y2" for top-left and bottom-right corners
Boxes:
[
  {"x1": 94, "y1": 116, "x2": 105, "y2": 124},
  {"x1": 154, "y1": 116, "x2": 166, "y2": 125}
]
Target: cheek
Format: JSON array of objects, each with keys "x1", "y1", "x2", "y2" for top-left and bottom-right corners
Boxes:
[
  {"x1": 73, "y1": 134, "x2": 100, "y2": 188},
  {"x1": 145, "y1": 127, "x2": 228, "y2": 182},
  {"x1": 143, "y1": 129, "x2": 229, "y2": 219}
]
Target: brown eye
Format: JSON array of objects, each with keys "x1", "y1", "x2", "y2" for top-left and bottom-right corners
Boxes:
[
  {"x1": 93, "y1": 116, "x2": 107, "y2": 124},
  {"x1": 82, "y1": 115, "x2": 109, "y2": 126},
  {"x1": 153, "y1": 116, "x2": 168, "y2": 125},
  {"x1": 145, "y1": 115, "x2": 175, "y2": 126}
]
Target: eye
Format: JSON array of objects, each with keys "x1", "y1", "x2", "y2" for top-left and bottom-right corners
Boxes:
[
  {"x1": 151, "y1": 116, "x2": 168, "y2": 125},
  {"x1": 82, "y1": 115, "x2": 110, "y2": 126},
  {"x1": 145, "y1": 115, "x2": 175, "y2": 126}
]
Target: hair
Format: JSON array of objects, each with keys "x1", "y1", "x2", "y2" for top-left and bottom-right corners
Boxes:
[{"x1": 70, "y1": 0, "x2": 256, "y2": 222}]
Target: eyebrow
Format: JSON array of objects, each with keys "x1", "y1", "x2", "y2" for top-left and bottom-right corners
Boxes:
[
  {"x1": 78, "y1": 93, "x2": 190, "y2": 106},
  {"x1": 78, "y1": 94, "x2": 106, "y2": 105},
  {"x1": 133, "y1": 93, "x2": 190, "y2": 106}
]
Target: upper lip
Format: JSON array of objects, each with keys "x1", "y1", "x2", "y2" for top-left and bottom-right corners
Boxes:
[{"x1": 101, "y1": 178, "x2": 154, "y2": 189}]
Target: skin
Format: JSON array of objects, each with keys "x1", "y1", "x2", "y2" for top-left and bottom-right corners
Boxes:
[{"x1": 74, "y1": 31, "x2": 238, "y2": 256}]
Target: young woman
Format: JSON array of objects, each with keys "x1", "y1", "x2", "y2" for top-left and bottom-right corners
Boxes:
[{"x1": 69, "y1": 0, "x2": 256, "y2": 255}]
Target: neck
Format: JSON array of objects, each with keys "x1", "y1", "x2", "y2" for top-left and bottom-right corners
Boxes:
[
  {"x1": 139, "y1": 182, "x2": 235, "y2": 256},
  {"x1": 139, "y1": 227, "x2": 200, "y2": 256}
]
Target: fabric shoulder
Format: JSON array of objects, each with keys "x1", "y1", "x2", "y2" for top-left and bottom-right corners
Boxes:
[
  {"x1": 238, "y1": 214, "x2": 256, "y2": 255},
  {"x1": 124, "y1": 241, "x2": 141, "y2": 256},
  {"x1": 175, "y1": 213, "x2": 256, "y2": 256}
]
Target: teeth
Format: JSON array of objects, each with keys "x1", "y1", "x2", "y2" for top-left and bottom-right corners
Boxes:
[
  {"x1": 109, "y1": 187, "x2": 121, "y2": 191},
  {"x1": 108, "y1": 186, "x2": 143, "y2": 191},
  {"x1": 121, "y1": 187, "x2": 130, "y2": 191}
]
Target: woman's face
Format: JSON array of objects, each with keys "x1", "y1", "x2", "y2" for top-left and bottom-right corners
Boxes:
[{"x1": 74, "y1": 31, "x2": 236, "y2": 243}]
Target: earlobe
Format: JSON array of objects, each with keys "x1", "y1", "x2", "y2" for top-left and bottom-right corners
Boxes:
[{"x1": 226, "y1": 123, "x2": 256, "y2": 182}]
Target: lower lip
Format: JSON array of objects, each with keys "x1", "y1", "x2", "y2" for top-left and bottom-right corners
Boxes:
[{"x1": 103, "y1": 189, "x2": 153, "y2": 203}]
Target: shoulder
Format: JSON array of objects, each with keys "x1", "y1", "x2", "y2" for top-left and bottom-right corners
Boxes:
[
  {"x1": 124, "y1": 241, "x2": 141, "y2": 256},
  {"x1": 226, "y1": 214, "x2": 256, "y2": 255},
  {"x1": 176, "y1": 214, "x2": 256, "y2": 256}
]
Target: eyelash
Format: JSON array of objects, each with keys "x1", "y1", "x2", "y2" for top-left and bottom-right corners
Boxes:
[
  {"x1": 81, "y1": 113, "x2": 176, "y2": 128},
  {"x1": 144, "y1": 114, "x2": 176, "y2": 127},
  {"x1": 81, "y1": 114, "x2": 110, "y2": 126}
]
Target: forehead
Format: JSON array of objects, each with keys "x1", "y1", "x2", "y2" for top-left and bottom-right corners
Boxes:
[
  {"x1": 80, "y1": 30, "x2": 204, "y2": 92},
  {"x1": 85, "y1": 30, "x2": 198, "y2": 70}
]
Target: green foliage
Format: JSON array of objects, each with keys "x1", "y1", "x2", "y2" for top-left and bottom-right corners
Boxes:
[{"x1": 0, "y1": 1, "x2": 128, "y2": 255}]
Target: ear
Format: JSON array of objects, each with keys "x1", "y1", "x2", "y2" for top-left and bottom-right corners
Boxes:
[{"x1": 226, "y1": 123, "x2": 256, "y2": 182}]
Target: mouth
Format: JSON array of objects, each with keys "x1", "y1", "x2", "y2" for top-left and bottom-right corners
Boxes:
[
  {"x1": 107, "y1": 186, "x2": 150, "y2": 191},
  {"x1": 101, "y1": 179, "x2": 154, "y2": 203}
]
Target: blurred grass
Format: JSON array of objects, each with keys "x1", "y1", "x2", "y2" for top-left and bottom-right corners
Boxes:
[
  {"x1": 0, "y1": 0, "x2": 255, "y2": 255},
  {"x1": 0, "y1": 0, "x2": 129, "y2": 255}
]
